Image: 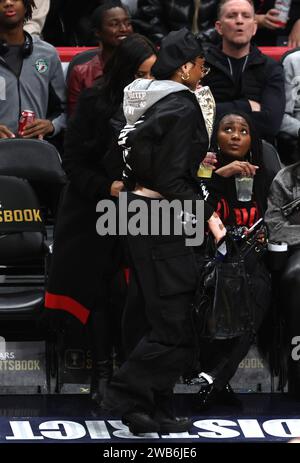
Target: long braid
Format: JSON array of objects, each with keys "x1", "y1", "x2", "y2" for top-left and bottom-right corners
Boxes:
[{"x1": 23, "y1": 0, "x2": 36, "y2": 22}]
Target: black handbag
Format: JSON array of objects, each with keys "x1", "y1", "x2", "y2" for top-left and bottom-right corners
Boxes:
[{"x1": 192, "y1": 229, "x2": 272, "y2": 340}]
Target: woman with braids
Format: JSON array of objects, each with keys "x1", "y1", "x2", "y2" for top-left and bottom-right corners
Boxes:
[{"x1": 0, "y1": 0, "x2": 66, "y2": 140}]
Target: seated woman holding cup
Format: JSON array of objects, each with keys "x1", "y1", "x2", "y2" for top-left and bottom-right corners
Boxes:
[
  {"x1": 188, "y1": 111, "x2": 272, "y2": 410},
  {"x1": 264, "y1": 161, "x2": 300, "y2": 396},
  {"x1": 201, "y1": 111, "x2": 265, "y2": 223}
]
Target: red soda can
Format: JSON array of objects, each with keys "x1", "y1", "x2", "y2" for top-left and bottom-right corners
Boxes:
[{"x1": 18, "y1": 110, "x2": 35, "y2": 136}]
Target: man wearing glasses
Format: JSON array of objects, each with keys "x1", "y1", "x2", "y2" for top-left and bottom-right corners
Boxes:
[{"x1": 201, "y1": 0, "x2": 285, "y2": 143}]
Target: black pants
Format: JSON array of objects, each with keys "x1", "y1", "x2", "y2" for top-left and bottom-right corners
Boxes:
[
  {"x1": 121, "y1": 265, "x2": 148, "y2": 359},
  {"x1": 200, "y1": 333, "x2": 254, "y2": 391},
  {"x1": 88, "y1": 266, "x2": 127, "y2": 367},
  {"x1": 104, "y1": 194, "x2": 198, "y2": 416},
  {"x1": 281, "y1": 249, "x2": 300, "y2": 393}
]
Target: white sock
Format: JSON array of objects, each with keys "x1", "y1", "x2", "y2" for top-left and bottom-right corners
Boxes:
[{"x1": 198, "y1": 372, "x2": 214, "y2": 384}]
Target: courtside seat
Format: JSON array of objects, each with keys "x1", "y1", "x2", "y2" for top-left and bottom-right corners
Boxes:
[
  {"x1": 0, "y1": 139, "x2": 66, "y2": 392},
  {"x1": 262, "y1": 139, "x2": 282, "y2": 184},
  {"x1": 0, "y1": 291, "x2": 44, "y2": 315}
]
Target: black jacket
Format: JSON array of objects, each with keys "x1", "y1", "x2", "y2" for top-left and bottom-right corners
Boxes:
[
  {"x1": 122, "y1": 84, "x2": 214, "y2": 221},
  {"x1": 133, "y1": 0, "x2": 219, "y2": 44},
  {"x1": 202, "y1": 45, "x2": 285, "y2": 140},
  {"x1": 62, "y1": 86, "x2": 120, "y2": 202},
  {"x1": 45, "y1": 87, "x2": 123, "y2": 324}
]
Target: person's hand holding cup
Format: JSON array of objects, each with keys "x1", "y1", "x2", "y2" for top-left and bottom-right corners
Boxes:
[{"x1": 197, "y1": 151, "x2": 217, "y2": 178}]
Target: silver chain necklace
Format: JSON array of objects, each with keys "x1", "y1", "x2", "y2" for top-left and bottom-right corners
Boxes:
[{"x1": 227, "y1": 54, "x2": 249, "y2": 76}]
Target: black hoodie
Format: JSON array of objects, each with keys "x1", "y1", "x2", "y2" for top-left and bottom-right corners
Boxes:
[{"x1": 202, "y1": 44, "x2": 285, "y2": 141}]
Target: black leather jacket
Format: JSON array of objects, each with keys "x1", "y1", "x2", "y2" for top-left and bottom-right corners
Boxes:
[{"x1": 133, "y1": 0, "x2": 219, "y2": 44}]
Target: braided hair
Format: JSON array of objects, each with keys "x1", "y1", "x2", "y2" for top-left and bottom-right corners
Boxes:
[
  {"x1": 95, "y1": 33, "x2": 157, "y2": 119},
  {"x1": 211, "y1": 111, "x2": 267, "y2": 215},
  {"x1": 23, "y1": 0, "x2": 36, "y2": 22}
]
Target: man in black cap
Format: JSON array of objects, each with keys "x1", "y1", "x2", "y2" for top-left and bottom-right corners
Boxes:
[{"x1": 102, "y1": 28, "x2": 225, "y2": 435}]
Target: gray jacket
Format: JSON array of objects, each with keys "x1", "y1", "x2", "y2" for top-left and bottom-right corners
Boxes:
[
  {"x1": 265, "y1": 162, "x2": 300, "y2": 247},
  {"x1": 0, "y1": 35, "x2": 66, "y2": 136},
  {"x1": 280, "y1": 49, "x2": 300, "y2": 137}
]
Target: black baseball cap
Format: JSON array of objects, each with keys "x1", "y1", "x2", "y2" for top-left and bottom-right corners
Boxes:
[{"x1": 152, "y1": 28, "x2": 204, "y2": 79}]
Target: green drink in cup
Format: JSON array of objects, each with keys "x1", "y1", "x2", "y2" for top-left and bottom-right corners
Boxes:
[
  {"x1": 197, "y1": 151, "x2": 217, "y2": 178},
  {"x1": 197, "y1": 163, "x2": 213, "y2": 178}
]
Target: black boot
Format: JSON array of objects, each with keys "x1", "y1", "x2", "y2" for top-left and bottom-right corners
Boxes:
[
  {"x1": 122, "y1": 411, "x2": 160, "y2": 434},
  {"x1": 191, "y1": 372, "x2": 219, "y2": 411},
  {"x1": 88, "y1": 309, "x2": 114, "y2": 406},
  {"x1": 196, "y1": 382, "x2": 242, "y2": 410},
  {"x1": 122, "y1": 410, "x2": 193, "y2": 435},
  {"x1": 196, "y1": 383, "x2": 218, "y2": 411},
  {"x1": 154, "y1": 389, "x2": 193, "y2": 433},
  {"x1": 90, "y1": 359, "x2": 113, "y2": 406},
  {"x1": 156, "y1": 414, "x2": 193, "y2": 433}
]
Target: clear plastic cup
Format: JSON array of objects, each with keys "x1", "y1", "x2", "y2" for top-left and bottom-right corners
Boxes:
[{"x1": 235, "y1": 175, "x2": 254, "y2": 201}]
